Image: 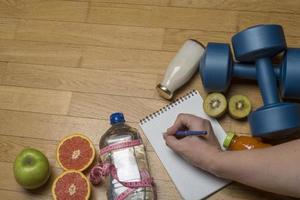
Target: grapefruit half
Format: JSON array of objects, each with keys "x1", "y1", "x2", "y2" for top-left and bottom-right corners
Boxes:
[
  {"x1": 52, "y1": 170, "x2": 90, "y2": 200},
  {"x1": 57, "y1": 134, "x2": 95, "y2": 172}
]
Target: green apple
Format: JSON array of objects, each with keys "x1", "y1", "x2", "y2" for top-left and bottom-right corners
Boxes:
[{"x1": 13, "y1": 148, "x2": 51, "y2": 189}]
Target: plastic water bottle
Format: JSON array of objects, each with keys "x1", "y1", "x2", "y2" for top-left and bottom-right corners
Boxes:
[{"x1": 99, "y1": 112, "x2": 155, "y2": 200}]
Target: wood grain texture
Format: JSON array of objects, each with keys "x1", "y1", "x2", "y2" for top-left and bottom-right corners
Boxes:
[
  {"x1": 0, "y1": 85, "x2": 71, "y2": 114},
  {"x1": 208, "y1": 183, "x2": 295, "y2": 200},
  {"x1": 0, "y1": 0, "x2": 88, "y2": 22},
  {"x1": 162, "y1": 29, "x2": 232, "y2": 51},
  {"x1": 0, "y1": 1, "x2": 298, "y2": 199},
  {"x1": 91, "y1": 0, "x2": 170, "y2": 6},
  {"x1": 87, "y1": 3, "x2": 238, "y2": 32},
  {"x1": 0, "y1": 109, "x2": 154, "y2": 151},
  {"x1": 1, "y1": 62, "x2": 159, "y2": 98},
  {"x1": 162, "y1": 28, "x2": 300, "y2": 51},
  {"x1": 15, "y1": 19, "x2": 165, "y2": 50},
  {"x1": 170, "y1": 0, "x2": 300, "y2": 14},
  {"x1": 81, "y1": 46, "x2": 175, "y2": 74},
  {"x1": 0, "y1": 39, "x2": 82, "y2": 67},
  {"x1": 69, "y1": 92, "x2": 166, "y2": 122},
  {"x1": 0, "y1": 189, "x2": 51, "y2": 200},
  {"x1": 0, "y1": 18, "x2": 18, "y2": 39}
]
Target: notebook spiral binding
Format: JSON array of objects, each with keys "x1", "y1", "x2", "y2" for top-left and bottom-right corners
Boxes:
[{"x1": 139, "y1": 90, "x2": 198, "y2": 125}]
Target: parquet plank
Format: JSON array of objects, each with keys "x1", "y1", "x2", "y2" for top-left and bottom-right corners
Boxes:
[
  {"x1": 162, "y1": 28, "x2": 300, "y2": 51},
  {"x1": 69, "y1": 92, "x2": 167, "y2": 122},
  {"x1": 87, "y1": 3, "x2": 238, "y2": 32},
  {"x1": 162, "y1": 29, "x2": 232, "y2": 51},
  {"x1": 0, "y1": 0, "x2": 88, "y2": 22},
  {"x1": 91, "y1": 0, "x2": 170, "y2": 6},
  {"x1": 0, "y1": 61, "x2": 7, "y2": 82},
  {"x1": 15, "y1": 20, "x2": 165, "y2": 50},
  {"x1": 208, "y1": 183, "x2": 295, "y2": 200},
  {"x1": 0, "y1": 189, "x2": 51, "y2": 200},
  {"x1": 170, "y1": 0, "x2": 300, "y2": 14},
  {"x1": 1, "y1": 63, "x2": 158, "y2": 98},
  {"x1": 81, "y1": 46, "x2": 175, "y2": 74},
  {"x1": 0, "y1": 18, "x2": 17, "y2": 39},
  {"x1": 0, "y1": 39, "x2": 82, "y2": 67},
  {"x1": 0, "y1": 135, "x2": 57, "y2": 165},
  {"x1": 0, "y1": 110, "x2": 103, "y2": 142},
  {"x1": 0, "y1": 86, "x2": 71, "y2": 115},
  {"x1": 0, "y1": 39, "x2": 175, "y2": 74},
  {"x1": 0, "y1": 109, "x2": 154, "y2": 151}
]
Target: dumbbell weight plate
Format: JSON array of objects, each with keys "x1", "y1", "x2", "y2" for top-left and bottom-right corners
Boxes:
[
  {"x1": 232, "y1": 24, "x2": 286, "y2": 62},
  {"x1": 249, "y1": 103, "x2": 300, "y2": 139},
  {"x1": 199, "y1": 43, "x2": 232, "y2": 92},
  {"x1": 280, "y1": 48, "x2": 300, "y2": 99}
]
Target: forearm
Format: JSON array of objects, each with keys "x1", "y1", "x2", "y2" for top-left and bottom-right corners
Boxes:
[{"x1": 213, "y1": 139, "x2": 300, "y2": 198}]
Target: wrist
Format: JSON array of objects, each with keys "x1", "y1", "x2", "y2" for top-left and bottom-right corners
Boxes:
[{"x1": 207, "y1": 151, "x2": 229, "y2": 178}]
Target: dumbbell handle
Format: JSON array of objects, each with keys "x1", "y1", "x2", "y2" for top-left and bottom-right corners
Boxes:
[
  {"x1": 234, "y1": 63, "x2": 280, "y2": 80},
  {"x1": 234, "y1": 59, "x2": 281, "y2": 104},
  {"x1": 256, "y1": 58, "x2": 281, "y2": 105}
]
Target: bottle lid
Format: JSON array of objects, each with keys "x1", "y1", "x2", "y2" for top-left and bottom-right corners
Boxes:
[
  {"x1": 223, "y1": 132, "x2": 236, "y2": 149},
  {"x1": 156, "y1": 84, "x2": 173, "y2": 100},
  {"x1": 110, "y1": 112, "x2": 125, "y2": 125}
]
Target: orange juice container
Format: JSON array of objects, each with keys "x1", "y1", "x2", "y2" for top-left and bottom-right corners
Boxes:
[{"x1": 223, "y1": 132, "x2": 271, "y2": 150}]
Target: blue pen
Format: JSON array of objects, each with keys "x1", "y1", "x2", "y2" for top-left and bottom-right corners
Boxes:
[{"x1": 175, "y1": 130, "x2": 207, "y2": 138}]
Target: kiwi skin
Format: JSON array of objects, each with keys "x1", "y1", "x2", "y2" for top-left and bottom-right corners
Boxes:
[
  {"x1": 228, "y1": 94, "x2": 252, "y2": 119},
  {"x1": 203, "y1": 93, "x2": 227, "y2": 118}
]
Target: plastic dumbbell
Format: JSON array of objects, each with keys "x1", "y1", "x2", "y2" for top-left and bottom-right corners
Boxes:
[
  {"x1": 232, "y1": 24, "x2": 300, "y2": 139},
  {"x1": 199, "y1": 43, "x2": 300, "y2": 99}
]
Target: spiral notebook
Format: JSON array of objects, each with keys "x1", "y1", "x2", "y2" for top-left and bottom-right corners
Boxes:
[{"x1": 139, "y1": 90, "x2": 230, "y2": 200}]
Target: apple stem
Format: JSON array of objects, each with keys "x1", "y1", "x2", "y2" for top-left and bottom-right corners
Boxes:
[{"x1": 24, "y1": 156, "x2": 33, "y2": 165}]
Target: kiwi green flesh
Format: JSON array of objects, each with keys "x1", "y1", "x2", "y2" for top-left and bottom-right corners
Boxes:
[
  {"x1": 229, "y1": 95, "x2": 251, "y2": 119},
  {"x1": 203, "y1": 93, "x2": 227, "y2": 118}
]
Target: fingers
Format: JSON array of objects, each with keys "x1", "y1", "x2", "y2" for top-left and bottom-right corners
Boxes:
[
  {"x1": 165, "y1": 113, "x2": 220, "y2": 148},
  {"x1": 166, "y1": 113, "x2": 210, "y2": 135},
  {"x1": 164, "y1": 133, "x2": 207, "y2": 157},
  {"x1": 164, "y1": 134, "x2": 181, "y2": 151}
]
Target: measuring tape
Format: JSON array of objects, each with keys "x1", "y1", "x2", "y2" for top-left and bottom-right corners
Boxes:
[
  {"x1": 100, "y1": 139, "x2": 142, "y2": 155},
  {"x1": 90, "y1": 139, "x2": 153, "y2": 200}
]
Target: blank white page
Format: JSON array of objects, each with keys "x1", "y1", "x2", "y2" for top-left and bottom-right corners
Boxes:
[{"x1": 139, "y1": 90, "x2": 230, "y2": 200}]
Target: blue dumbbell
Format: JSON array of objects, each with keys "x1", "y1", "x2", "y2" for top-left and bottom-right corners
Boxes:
[
  {"x1": 199, "y1": 43, "x2": 300, "y2": 99},
  {"x1": 200, "y1": 24, "x2": 300, "y2": 139},
  {"x1": 233, "y1": 24, "x2": 300, "y2": 139}
]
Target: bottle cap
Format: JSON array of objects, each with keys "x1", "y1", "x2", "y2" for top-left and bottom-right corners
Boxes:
[
  {"x1": 223, "y1": 132, "x2": 236, "y2": 149},
  {"x1": 156, "y1": 84, "x2": 173, "y2": 100},
  {"x1": 110, "y1": 112, "x2": 125, "y2": 125}
]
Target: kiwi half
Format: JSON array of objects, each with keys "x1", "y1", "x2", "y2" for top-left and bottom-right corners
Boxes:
[
  {"x1": 203, "y1": 93, "x2": 227, "y2": 118},
  {"x1": 228, "y1": 94, "x2": 252, "y2": 119}
]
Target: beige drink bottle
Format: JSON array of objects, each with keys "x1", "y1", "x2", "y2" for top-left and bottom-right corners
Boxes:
[{"x1": 156, "y1": 39, "x2": 205, "y2": 99}]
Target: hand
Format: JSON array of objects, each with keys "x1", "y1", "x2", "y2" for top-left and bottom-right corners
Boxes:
[{"x1": 163, "y1": 113, "x2": 224, "y2": 175}]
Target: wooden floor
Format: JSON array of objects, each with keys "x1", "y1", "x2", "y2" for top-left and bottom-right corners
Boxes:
[{"x1": 0, "y1": 0, "x2": 299, "y2": 199}]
